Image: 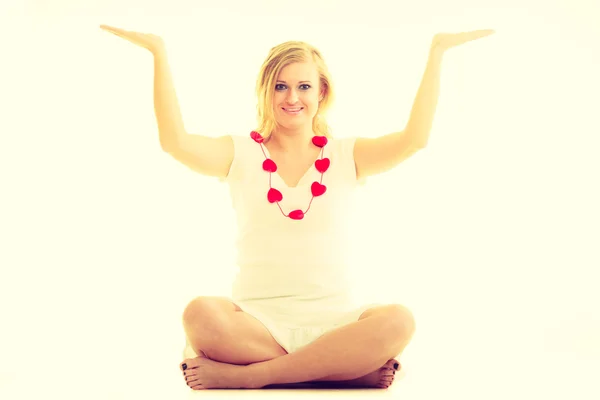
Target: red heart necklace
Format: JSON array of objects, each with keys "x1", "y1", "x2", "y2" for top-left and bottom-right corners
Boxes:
[{"x1": 251, "y1": 130, "x2": 330, "y2": 220}]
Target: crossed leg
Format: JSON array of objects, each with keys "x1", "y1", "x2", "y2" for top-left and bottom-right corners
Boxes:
[
  {"x1": 181, "y1": 296, "x2": 415, "y2": 389},
  {"x1": 182, "y1": 297, "x2": 288, "y2": 365}
]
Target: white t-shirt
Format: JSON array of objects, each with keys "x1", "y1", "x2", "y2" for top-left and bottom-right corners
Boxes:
[{"x1": 221, "y1": 133, "x2": 365, "y2": 317}]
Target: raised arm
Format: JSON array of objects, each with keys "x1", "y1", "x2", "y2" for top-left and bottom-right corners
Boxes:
[
  {"x1": 100, "y1": 25, "x2": 233, "y2": 178},
  {"x1": 354, "y1": 48, "x2": 443, "y2": 180},
  {"x1": 152, "y1": 47, "x2": 233, "y2": 178},
  {"x1": 354, "y1": 29, "x2": 495, "y2": 180}
]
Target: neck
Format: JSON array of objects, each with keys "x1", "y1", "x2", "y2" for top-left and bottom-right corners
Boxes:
[{"x1": 267, "y1": 126, "x2": 316, "y2": 154}]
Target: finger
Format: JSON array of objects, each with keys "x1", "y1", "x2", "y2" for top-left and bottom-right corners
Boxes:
[
  {"x1": 100, "y1": 26, "x2": 130, "y2": 40},
  {"x1": 465, "y1": 29, "x2": 495, "y2": 40},
  {"x1": 100, "y1": 25, "x2": 137, "y2": 42},
  {"x1": 100, "y1": 25, "x2": 119, "y2": 35},
  {"x1": 100, "y1": 25, "x2": 127, "y2": 34}
]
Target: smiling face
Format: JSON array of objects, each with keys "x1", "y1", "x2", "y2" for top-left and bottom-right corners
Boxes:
[{"x1": 272, "y1": 61, "x2": 323, "y2": 130}]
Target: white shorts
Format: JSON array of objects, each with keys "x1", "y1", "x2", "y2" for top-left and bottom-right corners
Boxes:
[{"x1": 182, "y1": 301, "x2": 382, "y2": 359}]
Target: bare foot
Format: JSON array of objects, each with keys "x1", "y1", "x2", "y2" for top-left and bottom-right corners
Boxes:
[
  {"x1": 179, "y1": 356, "x2": 401, "y2": 390},
  {"x1": 180, "y1": 356, "x2": 256, "y2": 390},
  {"x1": 314, "y1": 359, "x2": 400, "y2": 389}
]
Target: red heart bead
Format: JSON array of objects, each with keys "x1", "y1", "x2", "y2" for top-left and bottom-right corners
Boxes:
[
  {"x1": 289, "y1": 210, "x2": 305, "y2": 220},
  {"x1": 263, "y1": 159, "x2": 277, "y2": 172},
  {"x1": 315, "y1": 158, "x2": 330, "y2": 173},
  {"x1": 251, "y1": 131, "x2": 264, "y2": 143},
  {"x1": 267, "y1": 188, "x2": 283, "y2": 203},
  {"x1": 311, "y1": 182, "x2": 327, "y2": 196},
  {"x1": 312, "y1": 136, "x2": 328, "y2": 147}
]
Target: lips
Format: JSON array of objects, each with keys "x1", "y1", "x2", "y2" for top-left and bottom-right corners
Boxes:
[{"x1": 283, "y1": 107, "x2": 303, "y2": 111}]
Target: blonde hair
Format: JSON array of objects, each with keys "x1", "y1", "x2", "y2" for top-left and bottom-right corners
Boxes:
[{"x1": 254, "y1": 41, "x2": 335, "y2": 141}]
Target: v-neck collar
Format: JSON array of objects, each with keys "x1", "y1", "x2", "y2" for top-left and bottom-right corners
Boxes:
[{"x1": 262, "y1": 142, "x2": 327, "y2": 189}]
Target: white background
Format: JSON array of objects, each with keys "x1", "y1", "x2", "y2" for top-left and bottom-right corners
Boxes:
[{"x1": 1, "y1": 0, "x2": 598, "y2": 399}]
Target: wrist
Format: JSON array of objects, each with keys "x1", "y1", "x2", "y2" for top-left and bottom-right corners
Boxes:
[
  {"x1": 429, "y1": 45, "x2": 445, "y2": 59},
  {"x1": 151, "y1": 43, "x2": 168, "y2": 57}
]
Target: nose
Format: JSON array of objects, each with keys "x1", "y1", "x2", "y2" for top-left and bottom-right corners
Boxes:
[{"x1": 286, "y1": 89, "x2": 299, "y2": 105}]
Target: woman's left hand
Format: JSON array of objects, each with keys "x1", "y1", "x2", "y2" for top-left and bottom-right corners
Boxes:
[{"x1": 431, "y1": 29, "x2": 495, "y2": 53}]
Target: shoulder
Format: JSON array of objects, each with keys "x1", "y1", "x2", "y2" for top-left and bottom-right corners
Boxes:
[
  {"x1": 219, "y1": 134, "x2": 262, "y2": 183},
  {"x1": 228, "y1": 134, "x2": 265, "y2": 155},
  {"x1": 329, "y1": 136, "x2": 366, "y2": 185},
  {"x1": 330, "y1": 136, "x2": 358, "y2": 154}
]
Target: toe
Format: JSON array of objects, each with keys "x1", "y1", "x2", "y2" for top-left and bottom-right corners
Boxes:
[
  {"x1": 181, "y1": 356, "x2": 204, "y2": 371},
  {"x1": 187, "y1": 371, "x2": 205, "y2": 389},
  {"x1": 380, "y1": 377, "x2": 394, "y2": 388},
  {"x1": 180, "y1": 358, "x2": 196, "y2": 371}
]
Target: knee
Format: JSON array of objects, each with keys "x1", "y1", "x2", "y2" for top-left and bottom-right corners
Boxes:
[
  {"x1": 386, "y1": 304, "x2": 416, "y2": 340},
  {"x1": 182, "y1": 296, "x2": 230, "y2": 340}
]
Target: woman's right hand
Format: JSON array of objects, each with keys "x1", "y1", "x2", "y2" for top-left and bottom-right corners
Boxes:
[{"x1": 100, "y1": 25, "x2": 166, "y2": 54}]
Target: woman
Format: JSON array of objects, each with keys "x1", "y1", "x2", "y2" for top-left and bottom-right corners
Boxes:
[{"x1": 100, "y1": 25, "x2": 494, "y2": 390}]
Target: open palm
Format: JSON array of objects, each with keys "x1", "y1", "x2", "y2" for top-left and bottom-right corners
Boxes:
[
  {"x1": 100, "y1": 25, "x2": 165, "y2": 54},
  {"x1": 432, "y1": 29, "x2": 495, "y2": 52}
]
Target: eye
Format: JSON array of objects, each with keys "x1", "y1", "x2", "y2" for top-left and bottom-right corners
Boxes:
[{"x1": 275, "y1": 84, "x2": 312, "y2": 91}]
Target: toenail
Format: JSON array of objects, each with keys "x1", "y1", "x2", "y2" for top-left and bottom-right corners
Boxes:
[
  {"x1": 394, "y1": 362, "x2": 399, "y2": 370},
  {"x1": 182, "y1": 363, "x2": 187, "y2": 371}
]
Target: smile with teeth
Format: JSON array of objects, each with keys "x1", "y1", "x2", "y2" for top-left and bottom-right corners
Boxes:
[{"x1": 283, "y1": 107, "x2": 303, "y2": 114}]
